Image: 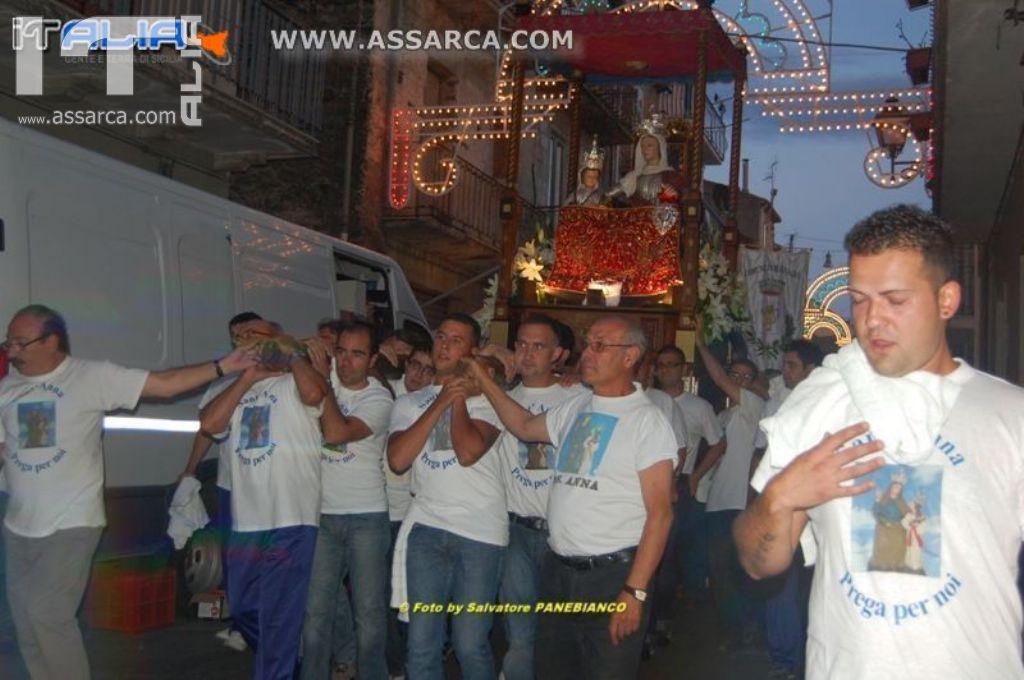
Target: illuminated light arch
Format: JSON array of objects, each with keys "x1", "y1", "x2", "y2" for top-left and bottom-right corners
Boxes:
[{"x1": 803, "y1": 266, "x2": 852, "y2": 346}]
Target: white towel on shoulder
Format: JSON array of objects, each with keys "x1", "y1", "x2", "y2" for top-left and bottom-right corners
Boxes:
[
  {"x1": 761, "y1": 339, "x2": 969, "y2": 468},
  {"x1": 167, "y1": 476, "x2": 210, "y2": 549}
]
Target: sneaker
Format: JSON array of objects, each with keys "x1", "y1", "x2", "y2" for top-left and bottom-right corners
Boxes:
[
  {"x1": 332, "y1": 661, "x2": 357, "y2": 680},
  {"x1": 223, "y1": 630, "x2": 248, "y2": 652},
  {"x1": 654, "y1": 619, "x2": 672, "y2": 646},
  {"x1": 214, "y1": 626, "x2": 232, "y2": 642}
]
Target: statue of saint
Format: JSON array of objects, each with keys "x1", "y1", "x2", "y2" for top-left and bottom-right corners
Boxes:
[
  {"x1": 564, "y1": 137, "x2": 606, "y2": 207},
  {"x1": 606, "y1": 113, "x2": 687, "y2": 207}
]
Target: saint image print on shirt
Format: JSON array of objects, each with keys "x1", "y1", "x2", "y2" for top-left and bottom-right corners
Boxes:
[
  {"x1": 430, "y1": 406, "x2": 453, "y2": 451},
  {"x1": 556, "y1": 413, "x2": 617, "y2": 477},
  {"x1": 18, "y1": 401, "x2": 56, "y2": 449},
  {"x1": 241, "y1": 405, "x2": 271, "y2": 450},
  {"x1": 851, "y1": 464, "x2": 942, "y2": 577},
  {"x1": 519, "y1": 441, "x2": 555, "y2": 471}
]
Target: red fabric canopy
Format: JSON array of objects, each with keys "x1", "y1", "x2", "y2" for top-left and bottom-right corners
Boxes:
[{"x1": 515, "y1": 10, "x2": 747, "y2": 80}]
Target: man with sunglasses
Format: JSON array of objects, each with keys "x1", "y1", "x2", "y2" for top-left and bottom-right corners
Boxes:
[
  {"x1": 0, "y1": 304, "x2": 256, "y2": 680},
  {"x1": 467, "y1": 314, "x2": 676, "y2": 680},
  {"x1": 692, "y1": 333, "x2": 766, "y2": 652}
]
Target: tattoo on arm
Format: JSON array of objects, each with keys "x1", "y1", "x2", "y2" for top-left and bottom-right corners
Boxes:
[{"x1": 753, "y1": 530, "x2": 776, "y2": 568}]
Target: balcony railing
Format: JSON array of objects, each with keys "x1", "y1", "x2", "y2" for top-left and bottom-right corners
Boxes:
[
  {"x1": 58, "y1": 0, "x2": 326, "y2": 133},
  {"x1": 591, "y1": 84, "x2": 727, "y2": 162},
  {"x1": 388, "y1": 157, "x2": 548, "y2": 253}
]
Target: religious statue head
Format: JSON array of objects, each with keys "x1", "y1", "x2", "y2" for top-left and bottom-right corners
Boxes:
[
  {"x1": 639, "y1": 135, "x2": 661, "y2": 164},
  {"x1": 632, "y1": 113, "x2": 670, "y2": 173},
  {"x1": 579, "y1": 136, "x2": 605, "y2": 188}
]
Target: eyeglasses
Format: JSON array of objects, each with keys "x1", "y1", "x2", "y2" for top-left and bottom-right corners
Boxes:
[
  {"x1": 406, "y1": 358, "x2": 435, "y2": 376},
  {"x1": 1, "y1": 334, "x2": 49, "y2": 352},
  {"x1": 581, "y1": 339, "x2": 635, "y2": 354}
]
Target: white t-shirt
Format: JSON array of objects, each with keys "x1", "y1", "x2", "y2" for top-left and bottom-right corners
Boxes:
[
  {"x1": 705, "y1": 388, "x2": 765, "y2": 513},
  {"x1": 754, "y1": 376, "x2": 790, "y2": 450},
  {"x1": 544, "y1": 387, "x2": 677, "y2": 556},
  {"x1": 672, "y1": 391, "x2": 724, "y2": 475},
  {"x1": 646, "y1": 388, "x2": 689, "y2": 455},
  {"x1": 389, "y1": 385, "x2": 506, "y2": 546},
  {"x1": 321, "y1": 378, "x2": 393, "y2": 515},
  {"x1": 224, "y1": 375, "x2": 323, "y2": 532},
  {"x1": 752, "y1": 363, "x2": 1024, "y2": 680},
  {"x1": 385, "y1": 377, "x2": 410, "y2": 520},
  {"x1": 500, "y1": 382, "x2": 585, "y2": 520},
  {"x1": 0, "y1": 357, "x2": 148, "y2": 537}
]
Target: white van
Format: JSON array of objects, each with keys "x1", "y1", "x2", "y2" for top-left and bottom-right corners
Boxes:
[{"x1": 0, "y1": 117, "x2": 428, "y2": 556}]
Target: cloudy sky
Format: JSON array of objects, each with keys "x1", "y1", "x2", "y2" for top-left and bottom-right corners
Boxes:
[{"x1": 702, "y1": 0, "x2": 933, "y2": 283}]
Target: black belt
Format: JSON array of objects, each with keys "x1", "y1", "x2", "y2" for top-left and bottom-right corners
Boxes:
[
  {"x1": 554, "y1": 547, "x2": 637, "y2": 571},
  {"x1": 509, "y1": 512, "x2": 548, "y2": 532}
]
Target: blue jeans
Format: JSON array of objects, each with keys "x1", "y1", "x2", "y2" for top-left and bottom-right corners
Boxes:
[
  {"x1": 765, "y1": 556, "x2": 807, "y2": 670},
  {"x1": 406, "y1": 524, "x2": 505, "y2": 680},
  {"x1": 499, "y1": 522, "x2": 549, "y2": 680},
  {"x1": 706, "y1": 509, "x2": 750, "y2": 640},
  {"x1": 676, "y1": 483, "x2": 709, "y2": 598},
  {"x1": 301, "y1": 512, "x2": 390, "y2": 680}
]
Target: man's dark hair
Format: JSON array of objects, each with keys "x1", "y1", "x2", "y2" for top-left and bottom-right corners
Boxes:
[
  {"x1": 729, "y1": 357, "x2": 758, "y2": 378},
  {"x1": 338, "y1": 319, "x2": 380, "y2": 356},
  {"x1": 385, "y1": 324, "x2": 433, "y2": 349},
  {"x1": 553, "y1": 320, "x2": 576, "y2": 354},
  {"x1": 408, "y1": 341, "x2": 433, "y2": 359},
  {"x1": 14, "y1": 305, "x2": 70, "y2": 353},
  {"x1": 438, "y1": 313, "x2": 481, "y2": 347},
  {"x1": 228, "y1": 311, "x2": 262, "y2": 329},
  {"x1": 519, "y1": 314, "x2": 565, "y2": 349},
  {"x1": 844, "y1": 204, "x2": 956, "y2": 285},
  {"x1": 656, "y1": 344, "x2": 686, "y2": 364},
  {"x1": 784, "y1": 339, "x2": 824, "y2": 368}
]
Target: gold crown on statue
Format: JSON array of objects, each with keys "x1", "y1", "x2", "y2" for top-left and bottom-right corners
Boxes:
[
  {"x1": 636, "y1": 111, "x2": 668, "y2": 138},
  {"x1": 583, "y1": 137, "x2": 605, "y2": 171}
]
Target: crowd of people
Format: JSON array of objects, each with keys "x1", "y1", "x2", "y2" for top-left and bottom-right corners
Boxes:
[{"x1": 1, "y1": 204, "x2": 1024, "y2": 680}]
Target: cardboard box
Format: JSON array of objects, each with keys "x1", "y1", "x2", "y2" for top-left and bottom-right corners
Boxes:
[{"x1": 191, "y1": 590, "x2": 229, "y2": 620}]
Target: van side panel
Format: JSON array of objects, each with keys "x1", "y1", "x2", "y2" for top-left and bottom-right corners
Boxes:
[
  {"x1": 0, "y1": 134, "x2": 29, "y2": 328},
  {"x1": 172, "y1": 200, "x2": 236, "y2": 364},
  {"x1": 232, "y1": 218, "x2": 336, "y2": 337},
  {"x1": 24, "y1": 151, "x2": 168, "y2": 367}
]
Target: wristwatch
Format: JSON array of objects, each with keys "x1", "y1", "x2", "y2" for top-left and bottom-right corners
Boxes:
[{"x1": 622, "y1": 584, "x2": 648, "y2": 603}]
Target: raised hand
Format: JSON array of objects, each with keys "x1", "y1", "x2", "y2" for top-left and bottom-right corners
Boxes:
[
  {"x1": 218, "y1": 346, "x2": 260, "y2": 374},
  {"x1": 764, "y1": 422, "x2": 885, "y2": 512}
]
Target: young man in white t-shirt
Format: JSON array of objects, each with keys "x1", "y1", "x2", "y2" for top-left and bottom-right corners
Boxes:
[
  {"x1": 382, "y1": 342, "x2": 433, "y2": 679},
  {"x1": 652, "y1": 345, "x2": 725, "y2": 607},
  {"x1": 496, "y1": 315, "x2": 582, "y2": 680},
  {"x1": 469, "y1": 315, "x2": 676, "y2": 680},
  {"x1": 736, "y1": 205, "x2": 1024, "y2": 680},
  {"x1": 692, "y1": 336, "x2": 765, "y2": 651},
  {"x1": 199, "y1": 327, "x2": 328, "y2": 680},
  {"x1": 387, "y1": 313, "x2": 504, "y2": 680},
  {"x1": 0, "y1": 304, "x2": 257, "y2": 680},
  {"x1": 751, "y1": 339, "x2": 822, "y2": 680},
  {"x1": 301, "y1": 321, "x2": 394, "y2": 680}
]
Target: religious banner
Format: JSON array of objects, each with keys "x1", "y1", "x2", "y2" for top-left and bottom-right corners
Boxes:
[
  {"x1": 545, "y1": 206, "x2": 682, "y2": 297},
  {"x1": 739, "y1": 246, "x2": 810, "y2": 370}
]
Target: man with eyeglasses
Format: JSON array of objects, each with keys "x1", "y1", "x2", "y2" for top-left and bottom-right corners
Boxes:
[
  {"x1": 467, "y1": 315, "x2": 676, "y2": 680},
  {"x1": 0, "y1": 304, "x2": 257, "y2": 680},
  {"x1": 493, "y1": 314, "x2": 584, "y2": 680},
  {"x1": 693, "y1": 332, "x2": 766, "y2": 652},
  {"x1": 387, "y1": 313, "x2": 505, "y2": 680},
  {"x1": 301, "y1": 320, "x2": 394, "y2": 680}
]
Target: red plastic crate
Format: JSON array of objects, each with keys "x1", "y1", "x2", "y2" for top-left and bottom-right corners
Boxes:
[{"x1": 85, "y1": 564, "x2": 176, "y2": 634}]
